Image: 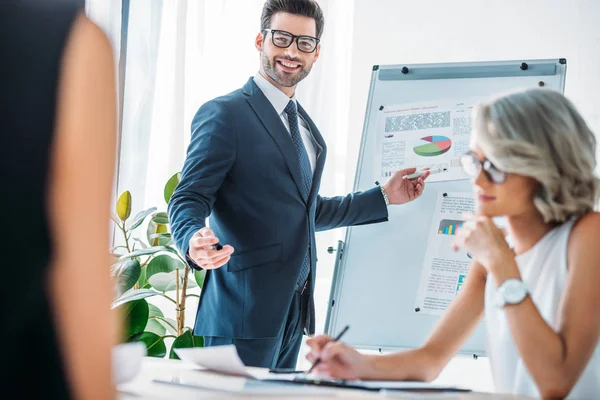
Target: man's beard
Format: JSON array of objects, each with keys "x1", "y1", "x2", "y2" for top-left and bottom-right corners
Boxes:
[{"x1": 262, "y1": 52, "x2": 312, "y2": 87}]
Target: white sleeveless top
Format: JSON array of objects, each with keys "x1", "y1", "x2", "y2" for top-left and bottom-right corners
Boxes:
[{"x1": 484, "y1": 219, "x2": 600, "y2": 398}]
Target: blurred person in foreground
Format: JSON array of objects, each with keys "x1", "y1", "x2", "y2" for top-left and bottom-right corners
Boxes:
[{"x1": 1, "y1": 1, "x2": 118, "y2": 398}]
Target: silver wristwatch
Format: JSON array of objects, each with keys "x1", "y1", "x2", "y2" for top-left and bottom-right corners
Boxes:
[
  {"x1": 494, "y1": 278, "x2": 528, "y2": 308},
  {"x1": 380, "y1": 185, "x2": 390, "y2": 206}
]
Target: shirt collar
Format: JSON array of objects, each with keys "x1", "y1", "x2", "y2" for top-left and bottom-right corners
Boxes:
[{"x1": 253, "y1": 72, "x2": 297, "y2": 116}]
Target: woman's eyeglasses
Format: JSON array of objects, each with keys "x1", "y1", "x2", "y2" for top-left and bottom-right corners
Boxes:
[{"x1": 460, "y1": 152, "x2": 508, "y2": 184}]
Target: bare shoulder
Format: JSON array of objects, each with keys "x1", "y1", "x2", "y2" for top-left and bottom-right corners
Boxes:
[
  {"x1": 571, "y1": 212, "x2": 600, "y2": 241},
  {"x1": 66, "y1": 13, "x2": 113, "y2": 60},
  {"x1": 56, "y1": 12, "x2": 115, "y2": 146},
  {"x1": 60, "y1": 13, "x2": 114, "y2": 95},
  {"x1": 568, "y1": 212, "x2": 600, "y2": 261}
]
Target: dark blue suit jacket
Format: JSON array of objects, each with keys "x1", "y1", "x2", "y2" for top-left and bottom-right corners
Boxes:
[{"x1": 168, "y1": 78, "x2": 388, "y2": 339}]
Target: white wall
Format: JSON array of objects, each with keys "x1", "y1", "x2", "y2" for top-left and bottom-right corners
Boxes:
[
  {"x1": 338, "y1": 0, "x2": 600, "y2": 392},
  {"x1": 346, "y1": 0, "x2": 600, "y2": 187}
]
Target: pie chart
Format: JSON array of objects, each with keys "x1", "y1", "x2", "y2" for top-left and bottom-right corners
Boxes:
[{"x1": 413, "y1": 136, "x2": 452, "y2": 157}]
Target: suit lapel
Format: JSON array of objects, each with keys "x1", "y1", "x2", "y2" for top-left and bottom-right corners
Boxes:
[
  {"x1": 298, "y1": 103, "x2": 327, "y2": 207},
  {"x1": 244, "y1": 79, "x2": 307, "y2": 204}
]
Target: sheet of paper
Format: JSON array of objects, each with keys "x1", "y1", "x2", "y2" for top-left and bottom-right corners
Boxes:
[
  {"x1": 172, "y1": 347, "x2": 466, "y2": 395},
  {"x1": 174, "y1": 345, "x2": 254, "y2": 378},
  {"x1": 375, "y1": 97, "x2": 482, "y2": 183},
  {"x1": 362, "y1": 380, "x2": 468, "y2": 390},
  {"x1": 153, "y1": 370, "x2": 339, "y2": 397},
  {"x1": 414, "y1": 191, "x2": 476, "y2": 316},
  {"x1": 174, "y1": 346, "x2": 311, "y2": 382}
]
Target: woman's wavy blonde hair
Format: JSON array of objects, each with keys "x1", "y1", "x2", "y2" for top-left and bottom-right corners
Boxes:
[{"x1": 473, "y1": 88, "x2": 600, "y2": 223}]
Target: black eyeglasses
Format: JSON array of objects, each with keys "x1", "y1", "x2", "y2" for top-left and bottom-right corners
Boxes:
[
  {"x1": 460, "y1": 152, "x2": 508, "y2": 184},
  {"x1": 263, "y1": 29, "x2": 320, "y2": 53}
]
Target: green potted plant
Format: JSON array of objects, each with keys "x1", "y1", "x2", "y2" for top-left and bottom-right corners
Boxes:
[{"x1": 110, "y1": 173, "x2": 204, "y2": 358}]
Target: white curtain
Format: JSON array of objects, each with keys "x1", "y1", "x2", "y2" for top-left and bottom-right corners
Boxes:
[{"x1": 88, "y1": 0, "x2": 356, "y2": 351}]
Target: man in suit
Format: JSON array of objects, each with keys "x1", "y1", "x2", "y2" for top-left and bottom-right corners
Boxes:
[{"x1": 168, "y1": 0, "x2": 430, "y2": 369}]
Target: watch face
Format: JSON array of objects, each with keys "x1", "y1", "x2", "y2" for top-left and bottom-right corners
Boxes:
[{"x1": 502, "y1": 279, "x2": 528, "y2": 305}]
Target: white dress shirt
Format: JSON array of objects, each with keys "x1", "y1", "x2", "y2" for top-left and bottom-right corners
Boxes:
[{"x1": 253, "y1": 73, "x2": 317, "y2": 174}]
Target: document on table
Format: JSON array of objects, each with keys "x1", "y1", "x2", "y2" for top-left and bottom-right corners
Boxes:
[
  {"x1": 174, "y1": 345, "x2": 300, "y2": 381},
  {"x1": 362, "y1": 380, "x2": 470, "y2": 391},
  {"x1": 153, "y1": 370, "x2": 339, "y2": 397},
  {"x1": 174, "y1": 345, "x2": 256, "y2": 378},
  {"x1": 165, "y1": 346, "x2": 338, "y2": 396},
  {"x1": 276, "y1": 376, "x2": 470, "y2": 393},
  {"x1": 173, "y1": 346, "x2": 469, "y2": 393}
]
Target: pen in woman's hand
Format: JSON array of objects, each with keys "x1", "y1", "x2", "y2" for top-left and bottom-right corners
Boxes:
[{"x1": 307, "y1": 325, "x2": 350, "y2": 374}]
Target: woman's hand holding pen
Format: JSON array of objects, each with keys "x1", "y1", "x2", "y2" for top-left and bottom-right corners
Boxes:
[{"x1": 306, "y1": 335, "x2": 375, "y2": 380}]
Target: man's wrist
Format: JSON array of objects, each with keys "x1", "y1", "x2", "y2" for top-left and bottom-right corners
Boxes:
[
  {"x1": 185, "y1": 251, "x2": 203, "y2": 271},
  {"x1": 380, "y1": 184, "x2": 390, "y2": 206}
]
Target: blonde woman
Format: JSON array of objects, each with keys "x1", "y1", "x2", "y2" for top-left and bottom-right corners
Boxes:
[{"x1": 307, "y1": 88, "x2": 600, "y2": 399}]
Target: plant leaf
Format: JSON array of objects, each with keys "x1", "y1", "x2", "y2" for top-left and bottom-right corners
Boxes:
[
  {"x1": 139, "y1": 332, "x2": 167, "y2": 358},
  {"x1": 112, "y1": 288, "x2": 160, "y2": 308},
  {"x1": 147, "y1": 219, "x2": 171, "y2": 247},
  {"x1": 186, "y1": 274, "x2": 198, "y2": 289},
  {"x1": 118, "y1": 299, "x2": 149, "y2": 341},
  {"x1": 169, "y1": 330, "x2": 204, "y2": 359},
  {"x1": 148, "y1": 303, "x2": 164, "y2": 318},
  {"x1": 110, "y1": 259, "x2": 141, "y2": 298},
  {"x1": 146, "y1": 304, "x2": 168, "y2": 338},
  {"x1": 151, "y1": 212, "x2": 169, "y2": 225},
  {"x1": 150, "y1": 233, "x2": 172, "y2": 242},
  {"x1": 148, "y1": 271, "x2": 179, "y2": 293},
  {"x1": 116, "y1": 191, "x2": 132, "y2": 221},
  {"x1": 119, "y1": 246, "x2": 175, "y2": 260},
  {"x1": 148, "y1": 269, "x2": 194, "y2": 292},
  {"x1": 126, "y1": 207, "x2": 157, "y2": 231},
  {"x1": 133, "y1": 238, "x2": 149, "y2": 249},
  {"x1": 126, "y1": 332, "x2": 144, "y2": 343},
  {"x1": 155, "y1": 317, "x2": 178, "y2": 335},
  {"x1": 194, "y1": 269, "x2": 206, "y2": 288},
  {"x1": 164, "y1": 172, "x2": 181, "y2": 205},
  {"x1": 145, "y1": 318, "x2": 166, "y2": 336},
  {"x1": 137, "y1": 267, "x2": 148, "y2": 289},
  {"x1": 147, "y1": 255, "x2": 185, "y2": 281}
]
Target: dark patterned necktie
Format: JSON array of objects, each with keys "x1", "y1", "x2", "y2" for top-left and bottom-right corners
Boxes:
[{"x1": 284, "y1": 100, "x2": 312, "y2": 286}]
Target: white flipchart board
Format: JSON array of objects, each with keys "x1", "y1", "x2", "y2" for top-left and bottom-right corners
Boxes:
[{"x1": 325, "y1": 59, "x2": 567, "y2": 356}]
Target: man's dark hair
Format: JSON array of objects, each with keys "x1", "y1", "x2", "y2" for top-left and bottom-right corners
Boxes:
[{"x1": 261, "y1": 0, "x2": 325, "y2": 39}]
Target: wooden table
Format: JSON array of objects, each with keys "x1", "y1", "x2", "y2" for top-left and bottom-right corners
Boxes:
[{"x1": 118, "y1": 357, "x2": 532, "y2": 399}]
